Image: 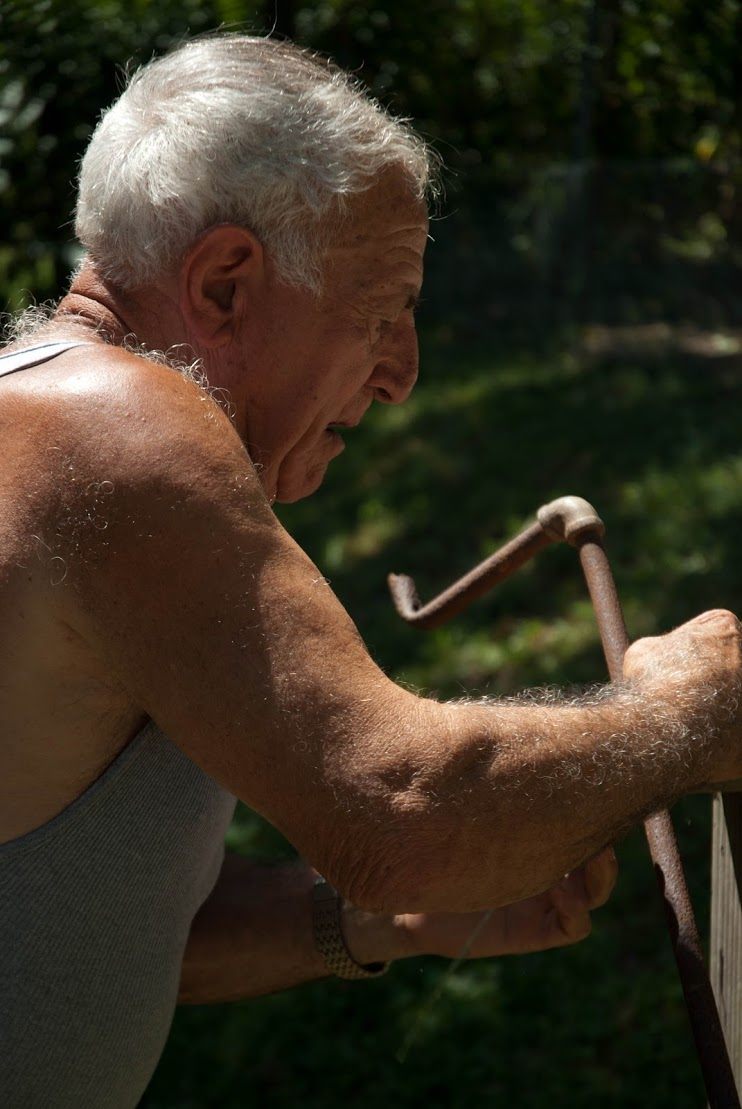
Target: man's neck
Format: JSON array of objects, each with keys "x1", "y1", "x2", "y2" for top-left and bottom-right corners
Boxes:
[
  {"x1": 50, "y1": 260, "x2": 247, "y2": 439},
  {"x1": 54, "y1": 292, "x2": 131, "y2": 346},
  {"x1": 54, "y1": 261, "x2": 174, "y2": 353}
]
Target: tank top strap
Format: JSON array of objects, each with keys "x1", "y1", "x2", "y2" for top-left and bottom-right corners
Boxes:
[{"x1": 0, "y1": 341, "x2": 92, "y2": 379}]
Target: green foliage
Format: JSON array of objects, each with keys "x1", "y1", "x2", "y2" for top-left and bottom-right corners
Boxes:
[
  {"x1": 3, "y1": 1, "x2": 741, "y2": 1105},
  {"x1": 0, "y1": 0, "x2": 263, "y2": 309},
  {"x1": 2, "y1": 0, "x2": 740, "y2": 322}
]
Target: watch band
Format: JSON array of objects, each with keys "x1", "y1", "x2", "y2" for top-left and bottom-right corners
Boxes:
[{"x1": 312, "y1": 876, "x2": 389, "y2": 980}]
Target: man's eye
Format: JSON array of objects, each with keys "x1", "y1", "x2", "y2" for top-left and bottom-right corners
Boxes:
[{"x1": 368, "y1": 318, "x2": 393, "y2": 343}]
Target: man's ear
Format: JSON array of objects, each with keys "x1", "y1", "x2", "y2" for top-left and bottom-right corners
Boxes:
[{"x1": 179, "y1": 224, "x2": 265, "y2": 347}]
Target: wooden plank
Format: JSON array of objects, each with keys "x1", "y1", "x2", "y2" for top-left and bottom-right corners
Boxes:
[{"x1": 710, "y1": 792, "x2": 742, "y2": 1088}]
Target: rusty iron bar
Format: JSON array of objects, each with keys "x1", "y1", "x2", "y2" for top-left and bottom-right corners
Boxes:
[
  {"x1": 388, "y1": 496, "x2": 740, "y2": 1109},
  {"x1": 388, "y1": 520, "x2": 555, "y2": 630},
  {"x1": 578, "y1": 539, "x2": 740, "y2": 1108}
]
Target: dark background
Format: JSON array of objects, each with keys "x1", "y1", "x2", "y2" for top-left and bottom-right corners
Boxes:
[{"x1": 2, "y1": 1, "x2": 741, "y2": 1105}]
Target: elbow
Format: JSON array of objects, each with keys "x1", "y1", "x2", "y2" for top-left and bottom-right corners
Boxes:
[
  {"x1": 322, "y1": 846, "x2": 445, "y2": 916},
  {"x1": 310, "y1": 802, "x2": 488, "y2": 915},
  {"x1": 315, "y1": 796, "x2": 581, "y2": 915},
  {"x1": 311, "y1": 791, "x2": 457, "y2": 914}
]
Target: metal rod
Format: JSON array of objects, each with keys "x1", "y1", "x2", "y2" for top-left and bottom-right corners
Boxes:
[
  {"x1": 578, "y1": 540, "x2": 740, "y2": 1109},
  {"x1": 388, "y1": 520, "x2": 554, "y2": 630},
  {"x1": 388, "y1": 497, "x2": 740, "y2": 1108}
]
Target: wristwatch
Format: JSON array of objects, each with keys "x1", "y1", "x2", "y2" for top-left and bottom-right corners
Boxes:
[{"x1": 312, "y1": 876, "x2": 389, "y2": 980}]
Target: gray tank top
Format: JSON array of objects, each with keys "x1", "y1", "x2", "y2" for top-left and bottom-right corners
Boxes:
[{"x1": 0, "y1": 341, "x2": 237, "y2": 1107}]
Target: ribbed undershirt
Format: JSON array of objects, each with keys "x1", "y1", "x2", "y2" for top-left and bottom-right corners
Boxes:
[{"x1": 0, "y1": 342, "x2": 237, "y2": 1107}]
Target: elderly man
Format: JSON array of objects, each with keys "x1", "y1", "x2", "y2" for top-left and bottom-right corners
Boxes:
[{"x1": 2, "y1": 33, "x2": 741, "y2": 1108}]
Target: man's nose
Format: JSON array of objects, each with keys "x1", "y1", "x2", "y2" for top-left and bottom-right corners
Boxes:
[{"x1": 369, "y1": 313, "x2": 419, "y2": 405}]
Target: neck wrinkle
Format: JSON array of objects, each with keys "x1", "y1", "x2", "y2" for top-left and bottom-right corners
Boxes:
[{"x1": 54, "y1": 293, "x2": 136, "y2": 348}]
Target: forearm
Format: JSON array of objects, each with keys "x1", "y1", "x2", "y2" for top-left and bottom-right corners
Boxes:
[
  {"x1": 179, "y1": 846, "x2": 617, "y2": 1005},
  {"x1": 437, "y1": 688, "x2": 709, "y2": 900},
  {"x1": 326, "y1": 678, "x2": 721, "y2": 915},
  {"x1": 178, "y1": 853, "x2": 409, "y2": 1004}
]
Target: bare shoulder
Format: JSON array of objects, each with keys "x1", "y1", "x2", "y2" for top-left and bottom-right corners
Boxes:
[
  {"x1": 4, "y1": 339, "x2": 270, "y2": 533},
  {"x1": 2, "y1": 336, "x2": 433, "y2": 893},
  {"x1": 2, "y1": 336, "x2": 283, "y2": 650},
  {"x1": 19, "y1": 341, "x2": 249, "y2": 471}
]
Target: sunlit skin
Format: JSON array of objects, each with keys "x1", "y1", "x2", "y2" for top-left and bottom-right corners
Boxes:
[
  {"x1": 57, "y1": 171, "x2": 428, "y2": 504},
  {"x1": 232, "y1": 183, "x2": 427, "y2": 503},
  {"x1": 2, "y1": 169, "x2": 742, "y2": 1004}
]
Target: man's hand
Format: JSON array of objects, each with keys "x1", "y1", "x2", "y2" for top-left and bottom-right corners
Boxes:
[
  {"x1": 343, "y1": 847, "x2": 618, "y2": 964},
  {"x1": 393, "y1": 846, "x2": 617, "y2": 959},
  {"x1": 624, "y1": 609, "x2": 742, "y2": 785},
  {"x1": 180, "y1": 849, "x2": 617, "y2": 1004}
]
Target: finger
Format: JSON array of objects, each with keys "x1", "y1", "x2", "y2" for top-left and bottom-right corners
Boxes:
[
  {"x1": 693, "y1": 612, "x2": 742, "y2": 674},
  {"x1": 582, "y1": 846, "x2": 618, "y2": 908},
  {"x1": 546, "y1": 893, "x2": 592, "y2": 945},
  {"x1": 683, "y1": 611, "x2": 742, "y2": 662},
  {"x1": 688, "y1": 609, "x2": 741, "y2": 632},
  {"x1": 625, "y1": 610, "x2": 742, "y2": 680},
  {"x1": 553, "y1": 847, "x2": 617, "y2": 918}
]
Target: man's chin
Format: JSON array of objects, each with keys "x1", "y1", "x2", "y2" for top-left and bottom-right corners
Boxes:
[{"x1": 274, "y1": 461, "x2": 329, "y2": 504}]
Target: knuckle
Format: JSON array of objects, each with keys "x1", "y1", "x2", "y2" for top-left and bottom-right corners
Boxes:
[
  {"x1": 574, "y1": 914, "x2": 592, "y2": 941},
  {"x1": 709, "y1": 607, "x2": 737, "y2": 623},
  {"x1": 696, "y1": 609, "x2": 741, "y2": 634},
  {"x1": 623, "y1": 638, "x2": 655, "y2": 675}
]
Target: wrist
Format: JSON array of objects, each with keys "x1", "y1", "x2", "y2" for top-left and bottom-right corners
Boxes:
[{"x1": 618, "y1": 678, "x2": 721, "y2": 791}]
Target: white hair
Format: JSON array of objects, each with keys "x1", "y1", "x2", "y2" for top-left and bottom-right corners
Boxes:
[{"x1": 75, "y1": 34, "x2": 437, "y2": 292}]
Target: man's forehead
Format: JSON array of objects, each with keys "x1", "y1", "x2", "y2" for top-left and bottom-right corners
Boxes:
[{"x1": 333, "y1": 172, "x2": 429, "y2": 250}]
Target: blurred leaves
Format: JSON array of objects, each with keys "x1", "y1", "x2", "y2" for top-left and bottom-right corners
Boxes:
[
  {"x1": 3, "y1": 1, "x2": 742, "y2": 1106},
  {"x1": 2, "y1": 0, "x2": 741, "y2": 319}
]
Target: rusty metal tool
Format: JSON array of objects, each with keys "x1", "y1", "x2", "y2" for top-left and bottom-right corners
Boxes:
[{"x1": 388, "y1": 495, "x2": 740, "y2": 1109}]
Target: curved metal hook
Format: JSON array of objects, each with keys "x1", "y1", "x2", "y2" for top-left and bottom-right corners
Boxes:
[
  {"x1": 387, "y1": 496, "x2": 605, "y2": 630},
  {"x1": 386, "y1": 494, "x2": 740, "y2": 1108}
]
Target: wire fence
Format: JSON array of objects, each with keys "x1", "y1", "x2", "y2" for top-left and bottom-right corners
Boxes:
[{"x1": 424, "y1": 157, "x2": 742, "y2": 337}]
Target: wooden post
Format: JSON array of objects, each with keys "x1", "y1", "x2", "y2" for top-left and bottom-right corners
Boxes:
[{"x1": 710, "y1": 792, "x2": 742, "y2": 1087}]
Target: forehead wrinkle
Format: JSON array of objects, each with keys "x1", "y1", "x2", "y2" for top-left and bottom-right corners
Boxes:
[
  {"x1": 333, "y1": 211, "x2": 429, "y2": 250},
  {"x1": 375, "y1": 222, "x2": 429, "y2": 240},
  {"x1": 330, "y1": 233, "x2": 427, "y2": 264},
  {"x1": 342, "y1": 239, "x2": 424, "y2": 292},
  {"x1": 380, "y1": 239, "x2": 427, "y2": 259},
  {"x1": 367, "y1": 279, "x2": 422, "y2": 306},
  {"x1": 368, "y1": 239, "x2": 426, "y2": 271}
]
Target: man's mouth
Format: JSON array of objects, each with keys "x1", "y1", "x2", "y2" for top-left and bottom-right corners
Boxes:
[
  {"x1": 325, "y1": 420, "x2": 359, "y2": 442},
  {"x1": 324, "y1": 425, "x2": 348, "y2": 450}
]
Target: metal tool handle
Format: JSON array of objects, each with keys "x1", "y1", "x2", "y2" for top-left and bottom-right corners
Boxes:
[{"x1": 388, "y1": 495, "x2": 740, "y2": 1109}]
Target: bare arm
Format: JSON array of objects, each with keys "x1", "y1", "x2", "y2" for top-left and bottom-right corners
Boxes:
[
  {"x1": 178, "y1": 853, "x2": 407, "y2": 1002},
  {"x1": 50, "y1": 355, "x2": 741, "y2": 912},
  {"x1": 178, "y1": 854, "x2": 334, "y2": 1002},
  {"x1": 178, "y1": 847, "x2": 618, "y2": 1004}
]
